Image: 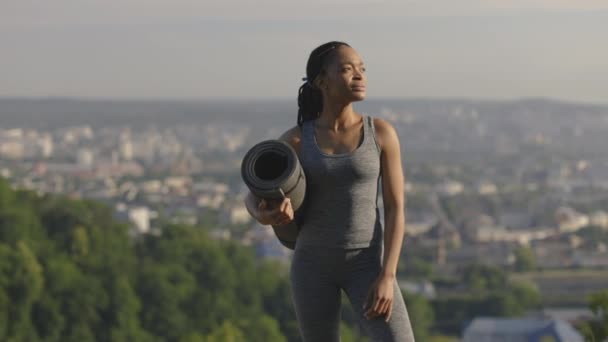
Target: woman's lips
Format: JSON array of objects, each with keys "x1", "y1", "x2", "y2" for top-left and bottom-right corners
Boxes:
[{"x1": 352, "y1": 86, "x2": 366, "y2": 92}]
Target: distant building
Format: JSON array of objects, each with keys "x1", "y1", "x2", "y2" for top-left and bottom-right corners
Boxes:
[
  {"x1": 94, "y1": 161, "x2": 143, "y2": 178},
  {"x1": 76, "y1": 148, "x2": 94, "y2": 167},
  {"x1": 526, "y1": 308, "x2": 594, "y2": 326},
  {"x1": 406, "y1": 218, "x2": 436, "y2": 236},
  {"x1": 590, "y1": 210, "x2": 608, "y2": 229},
  {"x1": 193, "y1": 180, "x2": 229, "y2": 194},
  {"x1": 531, "y1": 239, "x2": 574, "y2": 269},
  {"x1": 476, "y1": 181, "x2": 498, "y2": 195},
  {"x1": 242, "y1": 223, "x2": 292, "y2": 262},
  {"x1": 0, "y1": 168, "x2": 11, "y2": 178},
  {"x1": 141, "y1": 180, "x2": 163, "y2": 194},
  {"x1": 436, "y1": 180, "x2": 464, "y2": 196},
  {"x1": 114, "y1": 204, "x2": 155, "y2": 236},
  {"x1": 197, "y1": 193, "x2": 225, "y2": 209},
  {"x1": 38, "y1": 134, "x2": 53, "y2": 158},
  {"x1": 462, "y1": 317, "x2": 584, "y2": 342},
  {"x1": 219, "y1": 204, "x2": 250, "y2": 225},
  {"x1": 164, "y1": 176, "x2": 192, "y2": 190},
  {"x1": 128, "y1": 206, "x2": 151, "y2": 234},
  {"x1": 0, "y1": 140, "x2": 24, "y2": 159},
  {"x1": 572, "y1": 249, "x2": 608, "y2": 268},
  {"x1": 447, "y1": 242, "x2": 513, "y2": 267},
  {"x1": 555, "y1": 206, "x2": 589, "y2": 233},
  {"x1": 119, "y1": 140, "x2": 134, "y2": 161},
  {"x1": 398, "y1": 280, "x2": 436, "y2": 299},
  {"x1": 499, "y1": 212, "x2": 533, "y2": 229},
  {"x1": 473, "y1": 226, "x2": 555, "y2": 245}
]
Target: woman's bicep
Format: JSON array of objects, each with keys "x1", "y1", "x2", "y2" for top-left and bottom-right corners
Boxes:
[{"x1": 379, "y1": 121, "x2": 405, "y2": 212}]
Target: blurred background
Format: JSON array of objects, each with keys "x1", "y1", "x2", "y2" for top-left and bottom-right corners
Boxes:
[{"x1": 1, "y1": 1, "x2": 607, "y2": 341}]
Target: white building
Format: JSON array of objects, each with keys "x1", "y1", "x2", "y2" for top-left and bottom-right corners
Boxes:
[
  {"x1": 476, "y1": 181, "x2": 498, "y2": 195},
  {"x1": 0, "y1": 141, "x2": 24, "y2": 159},
  {"x1": 38, "y1": 134, "x2": 54, "y2": 158},
  {"x1": 554, "y1": 206, "x2": 589, "y2": 233},
  {"x1": 436, "y1": 180, "x2": 464, "y2": 196},
  {"x1": 128, "y1": 206, "x2": 151, "y2": 234},
  {"x1": 590, "y1": 210, "x2": 608, "y2": 229},
  {"x1": 119, "y1": 140, "x2": 134, "y2": 161},
  {"x1": 76, "y1": 148, "x2": 94, "y2": 167}
]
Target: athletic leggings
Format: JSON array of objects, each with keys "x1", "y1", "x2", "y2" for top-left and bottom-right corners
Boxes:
[{"x1": 289, "y1": 243, "x2": 416, "y2": 341}]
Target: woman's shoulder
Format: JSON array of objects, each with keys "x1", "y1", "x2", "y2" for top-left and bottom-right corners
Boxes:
[
  {"x1": 278, "y1": 124, "x2": 303, "y2": 157},
  {"x1": 369, "y1": 115, "x2": 399, "y2": 152}
]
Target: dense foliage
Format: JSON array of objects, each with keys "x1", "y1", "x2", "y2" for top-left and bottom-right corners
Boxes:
[{"x1": 0, "y1": 178, "x2": 301, "y2": 341}]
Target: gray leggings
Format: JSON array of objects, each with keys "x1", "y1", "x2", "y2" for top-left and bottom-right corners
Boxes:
[{"x1": 289, "y1": 243, "x2": 416, "y2": 341}]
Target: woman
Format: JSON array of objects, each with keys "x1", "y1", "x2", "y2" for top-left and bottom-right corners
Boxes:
[{"x1": 244, "y1": 41, "x2": 415, "y2": 341}]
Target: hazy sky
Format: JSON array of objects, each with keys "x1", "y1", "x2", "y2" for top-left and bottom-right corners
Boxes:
[{"x1": 2, "y1": 1, "x2": 607, "y2": 103}]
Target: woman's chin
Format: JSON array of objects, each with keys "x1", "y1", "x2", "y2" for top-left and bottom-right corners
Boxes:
[{"x1": 352, "y1": 93, "x2": 366, "y2": 101}]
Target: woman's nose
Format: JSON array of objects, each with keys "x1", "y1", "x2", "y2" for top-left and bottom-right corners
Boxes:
[{"x1": 354, "y1": 68, "x2": 364, "y2": 79}]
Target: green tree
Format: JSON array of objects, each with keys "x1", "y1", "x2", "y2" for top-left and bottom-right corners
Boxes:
[
  {"x1": 462, "y1": 263, "x2": 507, "y2": 292},
  {"x1": 404, "y1": 291, "x2": 434, "y2": 341},
  {"x1": 107, "y1": 276, "x2": 152, "y2": 342},
  {"x1": 235, "y1": 315, "x2": 286, "y2": 342},
  {"x1": 137, "y1": 263, "x2": 195, "y2": 340},
  {"x1": 204, "y1": 321, "x2": 245, "y2": 342},
  {"x1": 579, "y1": 289, "x2": 608, "y2": 342},
  {"x1": 0, "y1": 241, "x2": 44, "y2": 341},
  {"x1": 0, "y1": 181, "x2": 317, "y2": 341},
  {"x1": 509, "y1": 281, "x2": 541, "y2": 310},
  {"x1": 513, "y1": 246, "x2": 536, "y2": 272}
]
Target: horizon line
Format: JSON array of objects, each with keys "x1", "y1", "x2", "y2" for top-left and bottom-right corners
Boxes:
[{"x1": 0, "y1": 95, "x2": 606, "y2": 107}]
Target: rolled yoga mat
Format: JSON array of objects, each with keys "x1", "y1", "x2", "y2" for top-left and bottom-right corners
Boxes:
[{"x1": 241, "y1": 139, "x2": 307, "y2": 249}]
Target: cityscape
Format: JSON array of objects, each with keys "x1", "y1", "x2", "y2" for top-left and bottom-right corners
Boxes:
[{"x1": 1, "y1": 97, "x2": 607, "y2": 341}]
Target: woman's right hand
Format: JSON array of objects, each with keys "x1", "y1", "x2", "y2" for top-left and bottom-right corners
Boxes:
[{"x1": 256, "y1": 197, "x2": 294, "y2": 227}]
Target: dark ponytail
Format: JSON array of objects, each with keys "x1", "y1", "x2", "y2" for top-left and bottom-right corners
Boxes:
[{"x1": 297, "y1": 41, "x2": 351, "y2": 127}]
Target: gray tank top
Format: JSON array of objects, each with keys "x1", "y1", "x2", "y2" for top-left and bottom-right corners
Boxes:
[{"x1": 296, "y1": 114, "x2": 383, "y2": 249}]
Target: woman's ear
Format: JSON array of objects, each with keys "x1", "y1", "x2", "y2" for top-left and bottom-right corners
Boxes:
[
  {"x1": 314, "y1": 76, "x2": 328, "y2": 92},
  {"x1": 313, "y1": 73, "x2": 326, "y2": 90},
  {"x1": 313, "y1": 77, "x2": 322, "y2": 90}
]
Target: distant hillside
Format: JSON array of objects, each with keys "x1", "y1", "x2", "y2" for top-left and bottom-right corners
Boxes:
[{"x1": 1, "y1": 97, "x2": 605, "y2": 130}]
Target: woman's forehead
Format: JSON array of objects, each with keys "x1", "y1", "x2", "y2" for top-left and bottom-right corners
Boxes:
[{"x1": 332, "y1": 47, "x2": 364, "y2": 65}]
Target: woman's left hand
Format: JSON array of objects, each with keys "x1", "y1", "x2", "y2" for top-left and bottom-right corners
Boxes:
[{"x1": 363, "y1": 274, "x2": 395, "y2": 322}]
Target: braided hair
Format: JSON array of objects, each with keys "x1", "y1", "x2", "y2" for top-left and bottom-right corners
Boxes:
[{"x1": 297, "y1": 41, "x2": 351, "y2": 127}]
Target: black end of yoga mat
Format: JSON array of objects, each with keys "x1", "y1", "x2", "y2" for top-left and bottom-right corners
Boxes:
[{"x1": 241, "y1": 139, "x2": 307, "y2": 249}]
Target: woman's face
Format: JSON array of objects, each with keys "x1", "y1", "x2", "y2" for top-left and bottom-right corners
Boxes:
[{"x1": 316, "y1": 46, "x2": 367, "y2": 103}]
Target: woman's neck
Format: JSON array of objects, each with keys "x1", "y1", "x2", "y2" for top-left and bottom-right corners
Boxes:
[{"x1": 317, "y1": 102, "x2": 360, "y2": 132}]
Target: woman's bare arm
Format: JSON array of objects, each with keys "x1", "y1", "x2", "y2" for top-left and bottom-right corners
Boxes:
[
  {"x1": 244, "y1": 191, "x2": 262, "y2": 221},
  {"x1": 362, "y1": 117, "x2": 407, "y2": 321},
  {"x1": 376, "y1": 118, "x2": 406, "y2": 279}
]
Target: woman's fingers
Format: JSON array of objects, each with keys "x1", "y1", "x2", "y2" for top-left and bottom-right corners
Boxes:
[
  {"x1": 365, "y1": 296, "x2": 393, "y2": 320},
  {"x1": 282, "y1": 198, "x2": 294, "y2": 217},
  {"x1": 256, "y1": 197, "x2": 295, "y2": 226},
  {"x1": 373, "y1": 295, "x2": 383, "y2": 312},
  {"x1": 278, "y1": 199, "x2": 293, "y2": 216},
  {"x1": 362, "y1": 278, "x2": 394, "y2": 321},
  {"x1": 385, "y1": 303, "x2": 393, "y2": 322},
  {"x1": 271, "y1": 198, "x2": 294, "y2": 225},
  {"x1": 280, "y1": 197, "x2": 289, "y2": 211},
  {"x1": 364, "y1": 292, "x2": 380, "y2": 319},
  {"x1": 380, "y1": 299, "x2": 391, "y2": 316},
  {"x1": 377, "y1": 298, "x2": 392, "y2": 322}
]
